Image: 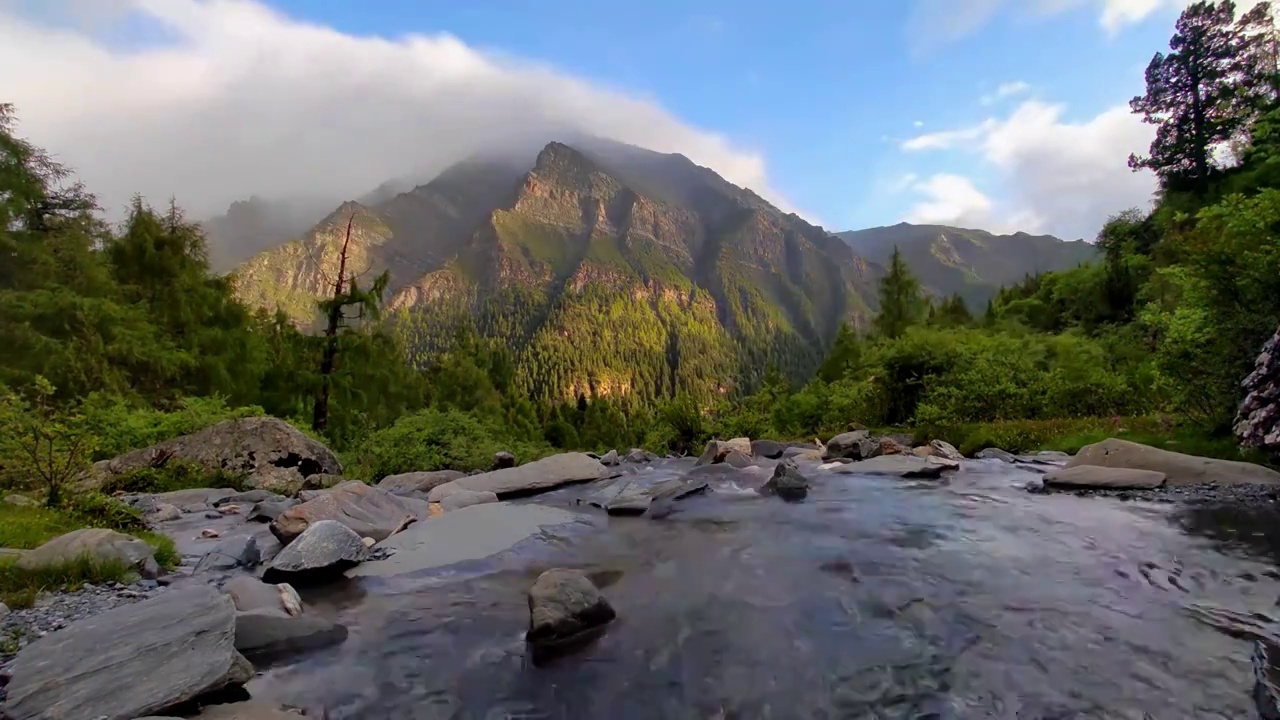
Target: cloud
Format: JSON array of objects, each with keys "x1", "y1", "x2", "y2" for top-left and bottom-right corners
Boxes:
[
  {"x1": 902, "y1": 174, "x2": 1000, "y2": 229},
  {"x1": 0, "y1": 0, "x2": 788, "y2": 221},
  {"x1": 898, "y1": 99, "x2": 1158, "y2": 238},
  {"x1": 980, "y1": 81, "x2": 1031, "y2": 106}
]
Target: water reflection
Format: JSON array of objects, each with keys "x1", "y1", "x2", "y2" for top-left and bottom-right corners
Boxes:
[{"x1": 248, "y1": 459, "x2": 1279, "y2": 718}]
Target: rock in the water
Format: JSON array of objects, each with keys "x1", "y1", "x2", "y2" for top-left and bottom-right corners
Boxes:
[
  {"x1": 761, "y1": 460, "x2": 809, "y2": 500},
  {"x1": 599, "y1": 449, "x2": 620, "y2": 466},
  {"x1": 195, "y1": 535, "x2": 262, "y2": 573},
  {"x1": 876, "y1": 437, "x2": 909, "y2": 456},
  {"x1": 247, "y1": 498, "x2": 298, "y2": 523},
  {"x1": 526, "y1": 568, "x2": 616, "y2": 660},
  {"x1": 750, "y1": 439, "x2": 787, "y2": 459},
  {"x1": 591, "y1": 476, "x2": 709, "y2": 515},
  {"x1": 80, "y1": 417, "x2": 341, "y2": 494},
  {"x1": 439, "y1": 488, "x2": 499, "y2": 512},
  {"x1": 723, "y1": 450, "x2": 754, "y2": 468},
  {"x1": 823, "y1": 430, "x2": 880, "y2": 461},
  {"x1": 2, "y1": 586, "x2": 252, "y2": 720},
  {"x1": 624, "y1": 448, "x2": 656, "y2": 463},
  {"x1": 1044, "y1": 465, "x2": 1166, "y2": 489},
  {"x1": 928, "y1": 439, "x2": 964, "y2": 461},
  {"x1": 223, "y1": 575, "x2": 301, "y2": 616},
  {"x1": 263, "y1": 519, "x2": 368, "y2": 583},
  {"x1": 695, "y1": 438, "x2": 753, "y2": 466},
  {"x1": 376, "y1": 470, "x2": 464, "y2": 497},
  {"x1": 976, "y1": 447, "x2": 1017, "y2": 463},
  {"x1": 492, "y1": 451, "x2": 517, "y2": 470},
  {"x1": 426, "y1": 453, "x2": 609, "y2": 501},
  {"x1": 271, "y1": 481, "x2": 430, "y2": 544},
  {"x1": 150, "y1": 502, "x2": 183, "y2": 522},
  {"x1": 1068, "y1": 438, "x2": 1280, "y2": 485},
  {"x1": 833, "y1": 455, "x2": 946, "y2": 479},
  {"x1": 1237, "y1": 323, "x2": 1280, "y2": 459},
  {"x1": 16, "y1": 528, "x2": 155, "y2": 573},
  {"x1": 234, "y1": 606, "x2": 346, "y2": 660}
]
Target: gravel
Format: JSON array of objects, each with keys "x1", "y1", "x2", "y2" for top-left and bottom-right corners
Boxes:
[{"x1": 1032, "y1": 481, "x2": 1280, "y2": 505}]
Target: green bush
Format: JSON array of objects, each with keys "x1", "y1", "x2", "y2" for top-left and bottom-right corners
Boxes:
[
  {"x1": 81, "y1": 394, "x2": 264, "y2": 460},
  {"x1": 99, "y1": 460, "x2": 250, "y2": 495}
]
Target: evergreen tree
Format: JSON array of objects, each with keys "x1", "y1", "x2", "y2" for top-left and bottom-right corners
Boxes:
[
  {"x1": 816, "y1": 323, "x2": 862, "y2": 382},
  {"x1": 873, "y1": 246, "x2": 925, "y2": 339}
]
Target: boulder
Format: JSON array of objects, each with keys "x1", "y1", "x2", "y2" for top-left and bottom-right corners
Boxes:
[
  {"x1": 526, "y1": 568, "x2": 616, "y2": 660},
  {"x1": 439, "y1": 488, "x2": 499, "y2": 512},
  {"x1": 876, "y1": 437, "x2": 909, "y2": 456},
  {"x1": 975, "y1": 447, "x2": 1017, "y2": 463},
  {"x1": 426, "y1": 453, "x2": 609, "y2": 501},
  {"x1": 263, "y1": 519, "x2": 368, "y2": 584},
  {"x1": 832, "y1": 455, "x2": 946, "y2": 480},
  {"x1": 150, "y1": 502, "x2": 183, "y2": 522},
  {"x1": 1068, "y1": 438, "x2": 1280, "y2": 486},
  {"x1": 1237, "y1": 323, "x2": 1280, "y2": 457},
  {"x1": 16, "y1": 528, "x2": 155, "y2": 573},
  {"x1": 492, "y1": 451, "x2": 517, "y2": 470},
  {"x1": 624, "y1": 448, "x2": 656, "y2": 463},
  {"x1": 750, "y1": 439, "x2": 787, "y2": 459},
  {"x1": 195, "y1": 535, "x2": 262, "y2": 573},
  {"x1": 2, "y1": 586, "x2": 252, "y2": 720},
  {"x1": 376, "y1": 470, "x2": 464, "y2": 497},
  {"x1": 270, "y1": 481, "x2": 430, "y2": 544},
  {"x1": 760, "y1": 460, "x2": 809, "y2": 500},
  {"x1": 247, "y1": 498, "x2": 298, "y2": 523},
  {"x1": 1044, "y1": 465, "x2": 1167, "y2": 489},
  {"x1": 589, "y1": 476, "x2": 709, "y2": 515},
  {"x1": 782, "y1": 446, "x2": 823, "y2": 461},
  {"x1": 723, "y1": 450, "x2": 754, "y2": 468},
  {"x1": 299, "y1": 473, "x2": 344, "y2": 492},
  {"x1": 78, "y1": 417, "x2": 342, "y2": 494},
  {"x1": 928, "y1": 439, "x2": 964, "y2": 461},
  {"x1": 823, "y1": 430, "x2": 880, "y2": 461},
  {"x1": 927, "y1": 456, "x2": 962, "y2": 472},
  {"x1": 599, "y1": 449, "x2": 620, "y2": 466},
  {"x1": 695, "y1": 438, "x2": 752, "y2": 466},
  {"x1": 3, "y1": 494, "x2": 36, "y2": 507}
]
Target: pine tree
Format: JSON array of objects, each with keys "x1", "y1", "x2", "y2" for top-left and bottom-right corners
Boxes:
[
  {"x1": 816, "y1": 323, "x2": 862, "y2": 382},
  {"x1": 873, "y1": 246, "x2": 925, "y2": 339}
]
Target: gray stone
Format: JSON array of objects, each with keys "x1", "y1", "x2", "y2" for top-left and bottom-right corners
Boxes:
[
  {"x1": 16, "y1": 528, "x2": 155, "y2": 572},
  {"x1": 1068, "y1": 438, "x2": 1280, "y2": 485},
  {"x1": 823, "y1": 430, "x2": 880, "y2": 461},
  {"x1": 2, "y1": 586, "x2": 252, "y2": 720},
  {"x1": 750, "y1": 439, "x2": 787, "y2": 459},
  {"x1": 348, "y1": 503, "x2": 580, "y2": 578},
  {"x1": 928, "y1": 439, "x2": 964, "y2": 461},
  {"x1": 526, "y1": 568, "x2": 616, "y2": 656},
  {"x1": 426, "y1": 453, "x2": 609, "y2": 501},
  {"x1": 439, "y1": 488, "x2": 499, "y2": 511},
  {"x1": 599, "y1": 449, "x2": 620, "y2": 466},
  {"x1": 591, "y1": 476, "x2": 709, "y2": 515},
  {"x1": 3, "y1": 493, "x2": 37, "y2": 507},
  {"x1": 723, "y1": 450, "x2": 754, "y2": 468},
  {"x1": 263, "y1": 519, "x2": 368, "y2": 583},
  {"x1": 271, "y1": 481, "x2": 430, "y2": 544},
  {"x1": 195, "y1": 535, "x2": 262, "y2": 573},
  {"x1": 145, "y1": 487, "x2": 239, "y2": 512},
  {"x1": 150, "y1": 502, "x2": 183, "y2": 522},
  {"x1": 1237, "y1": 323, "x2": 1280, "y2": 457},
  {"x1": 492, "y1": 451, "x2": 517, "y2": 469},
  {"x1": 695, "y1": 438, "x2": 753, "y2": 466},
  {"x1": 214, "y1": 489, "x2": 283, "y2": 507},
  {"x1": 624, "y1": 448, "x2": 656, "y2": 463},
  {"x1": 761, "y1": 459, "x2": 809, "y2": 500},
  {"x1": 975, "y1": 447, "x2": 1017, "y2": 462},
  {"x1": 299, "y1": 473, "x2": 344, "y2": 492},
  {"x1": 234, "y1": 608, "x2": 347, "y2": 659},
  {"x1": 376, "y1": 470, "x2": 464, "y2": 496},
  {"x1": 224, "y1": 575, "x2": 291, "y2": 613},
  {"x1": 1044, "y1": 464, "x2": 1167, "y2": 489},
  {"x1": 247, "y1": 498, "x2": 298, "y2": 523},
  {"x1": 832, "y1": 455, "x2": 946, "y2": 480}
]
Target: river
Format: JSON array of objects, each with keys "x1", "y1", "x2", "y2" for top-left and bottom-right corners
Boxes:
[{"x1": 243, "y1": 458, "x2": 1280, "y2": 718}]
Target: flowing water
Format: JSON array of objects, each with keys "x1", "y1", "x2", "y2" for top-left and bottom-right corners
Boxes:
[{"x1": 246, "y1": 459, "x2": 1280, "y2": 719}]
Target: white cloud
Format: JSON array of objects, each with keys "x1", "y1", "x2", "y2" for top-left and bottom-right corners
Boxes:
[
  {"x1": 980, "y1": 81, "x2": 1031, "y2": 106},
  {"x1": 899, "y1": 99, "x2": 1158, "y2": 239},
  {"x1": 913, "y1": 120, "x2": 925, "y2": 128},
  {"x1": 0, "y1": 0, "x2": 788, "y2": 221},
  {"x1": 903, "y1": 174, "x2": 1000, "y2": 228}
]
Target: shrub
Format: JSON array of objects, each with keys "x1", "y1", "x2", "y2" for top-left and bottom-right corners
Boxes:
[
  {"x1": 99, "y1": 460, "x2": 250, "y2": 495},
  {"x1": 81, "y1": 393, "x2": 264, "y2": 460}
]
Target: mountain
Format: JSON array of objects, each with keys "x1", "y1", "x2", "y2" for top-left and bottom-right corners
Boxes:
[
  {"x1": 202, "y1": 196, "x2": 339, "y2": 272},
  {"x1": 836, "y1": 223, "x2": 1099, "y2": 309},
  {"x1": 232, "y1": 139, "x2": 878, "y2": 403}
]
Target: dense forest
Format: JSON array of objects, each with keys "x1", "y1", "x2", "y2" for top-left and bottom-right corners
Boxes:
[{"x1": 1, "y1": 0, "x2": 1278, "y2": 498}]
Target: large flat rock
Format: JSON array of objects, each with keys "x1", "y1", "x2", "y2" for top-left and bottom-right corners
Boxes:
[
  {"x1": 348, "y1": 502, "x2": 580, "y2": 578},
  {"x1": 1044, "y1": 464, "x2": 1166, "y2": 489},
  {"x1": 830, "y1": 455, "x2": 946, "y2": 479},
  {"x1": 3, "y1": 585, "x2": 252, "y2": 720},
  {"x1": 1068, "y1": 438, "x2": 1280, "y2": 486},
  {"x1": 427, "y1": 453, "x2": 609, "y2": 500},
  {"x1": 271, "y1": 481, "x2": 431, "y2": 544}
]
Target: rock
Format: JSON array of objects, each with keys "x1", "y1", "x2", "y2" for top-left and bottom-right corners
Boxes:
[
  {"x1": 590, "y1": 477, "x2": 709, "y2": 515},
  {"x1": 376, "y1": 470, "x2": 464, "y2": 497},
  {"x1": 695, "y1": 438, "x2": 753, "y2": 466},
  {"x1": 201, "y1": 528, "x2": 222, "y2": 539},
  {"x1": 1256, "y1": 639, "x2": 1280, "y2": 720},
  {"x1": 1044, "y1": 465, "x2": 1167, "y2": 489},
  {"x1": 214, "y1": 489, "x2": 283, "y2": 507},
  {"x1": 3, "y1": 494, "x2": 36, "y2": 507},
  {"x1": 361, "y1": 536, "x2": 376, "y2": 548},
  {"x1": 219, "y1": 504, "x2": 243, "y2": 515},
  {"x1": 247, "y1": 498, "x2": 298, "y2": 523},
  {"x1": 299, "y1": 473, "x2": 344, "y2": 492},
  {"x1": 263, "y1": 519, "x2": 368, "y2": 584},
  {"x1": 270, "y1": 481, "x2": 431, "y2": 544},
  {"x1": 1237, "y1": 324, "x2": 1280, "y2": 458},
  {"x1": 927, "y1": 456, "x2": 962, "y2": 471},
  {"x1": 439, "y1": 488, "x2": 499, "y2": 511},
  {"x1": 832, "y1": 455, "x2": 946, "y2": 480},
  {"x1": 78, "y1": 416, "x2": 342, "y2": 494},
  {"x1": 141, "y1": 487, "x2": 239, "y2": 512},
  {"x1": 2, "y1": 586, "x2": 252, "y2": 720},
  {"x1": 0, "y1": 601, "x2": 9, "y2": 619},
  {"x1": 150, "y1": 502, "x2": 183, "y2": 522},
  {"x1": 526, "y1": 568, "x2": 616, "y2": 660},
  {"x1": 760, "y1": 459, "x2": 809, "y2": 500},
  {"x1": 723, "y1": 450, "x2": 754, "y2": 468},
  {"x1": 234, "y1": 607, "x2": 347, "y2": 660},
  {"x1": 600, "y1": 449, "x2": 620, "y2": 466},
  {"x1": 823, "y1": 430, "x2": 879, "y2": 461},
  {"x1": 975, "y1": 447, "x2": 1017, "y2": 462},
  {"x1": 750, "y1": 439, "x2": 787, "y2": 459},
  {"x1": 16, "y1": 528, "x2": 155, "y2": 573},
  {"x1": 876, "y1": 437, "x2": 909, "y2": 456},
  {"x1": 348, "y1": 503, "x2": 579, "y2": 578},
  {"x1": 624, "y1": 448, "x2": 656, "y2": 463},
  {"x1": 1024, "y1": 477, "x2": 1047, "y2": 494},
  {"x1": 781, "y1": 446, "x2": 823, "y2": 461},
  {"x1": 928, "y1": 439, "x2": 964, "y2": 461},
  {"x1": 426, "y1": 453, "x2": 609, "y2": 501},
  {"x1": 1068, "y1": 438, "x2": 1280, "y2": 485},
  {"x1": 195, "y1": 535, "x2": 262, "y2": 573},
  {"x1": 492, "y1": 451, "x2": 517, "y2": 470}
]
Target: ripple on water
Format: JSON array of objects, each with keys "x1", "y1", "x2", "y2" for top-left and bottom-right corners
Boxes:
[{"x1": 245, "y1": 460, "x2": 1274, "y2": 718}]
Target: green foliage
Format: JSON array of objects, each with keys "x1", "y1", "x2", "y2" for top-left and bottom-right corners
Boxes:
[
  {"x1": 873, "y1": 246, "x2": 926, "y2": 339},
  {"x1": 0, "y1": 378, "x2": 96, "y2": 506},
  {"x1": 0, "y1": 555, "x2": 132, "y2": 609},
  {"x1": 79, "y1": 394, "x2": 263, "y2": 460},
  {"x1": 99, "y1": 460, "x2": 251, "y2": 496}
]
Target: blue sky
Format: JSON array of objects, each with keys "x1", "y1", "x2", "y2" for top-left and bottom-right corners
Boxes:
[{"x1": 0, "y1": 0, "x2": 1230, "y2": 238}]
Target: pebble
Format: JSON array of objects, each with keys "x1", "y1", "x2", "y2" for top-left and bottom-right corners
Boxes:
[{"x1": 1035, "y1": 482, "x2": 1280, "y2": 505}]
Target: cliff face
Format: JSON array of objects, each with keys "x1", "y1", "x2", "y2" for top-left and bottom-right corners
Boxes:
[
  {"x1": 1236, "y1": 325, "x2": 1280, "y2": 456},
  {"x1": 231, "y1": 139, "x2": 876, "y2": 401}
]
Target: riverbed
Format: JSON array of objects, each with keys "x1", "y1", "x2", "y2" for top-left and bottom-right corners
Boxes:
[{"x1": 243, "y1": 458, "x2": 1280, "y2": 718}]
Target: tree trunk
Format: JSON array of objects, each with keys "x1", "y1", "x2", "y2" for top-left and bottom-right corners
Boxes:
[{"x1": 312, "y1": 214, "x2": 355, "y2": 434}]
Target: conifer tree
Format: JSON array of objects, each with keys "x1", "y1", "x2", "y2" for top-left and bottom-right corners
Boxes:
[{"x1": 873, "y1": 246, "x2": 925, "y2": 339}]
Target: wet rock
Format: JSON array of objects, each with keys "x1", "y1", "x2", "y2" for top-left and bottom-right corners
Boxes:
[
  {"x1": 439, "y1": 488, "x2": 499, "y2": 512},
  {"x1": 591, "y1": 476, "x2": 709, "y2": 515},
  {"x1": 761, "y1": 459, "x2": 809, "y2": 500},
  {"x1": 195, "y1": 535, "x2": 262, "y2": 573},
  {"x1": 223, "y1": 575, "x2": 300, "y2": 616},
  {"x1": 263, "y1": 519, "x2": 368, "y2": 584},
  {"x1": 140, "y1": 487, "x2": 239, "y2": 513},
  {"x1": 526, "y1": 568, "x2": 616, "y2": 661},
  {"x1": 750, "y1": 439, "x2": 787, "y2": 459},
  {"x1": 1256, "y1": 640, "x2": 1280, "y2": 720},
  {"x1": 600, "y1": 449, "x2": 620, "y2": 466},
  {"x1": 16, "y1": 528, "x2": 155, "y2": 573},
  {"x1": 299, "y1": 473, "x2": 344, "y2": 492},
  {"x1": 234, "y1": 607, "x2": 347, "y2": 660},
  {"x1": 624, "y1": 448, "x2": 656, "y2": 463},
  {"x1": 695, "y1": 438, "x2": 752, "y2": 466},
  {"x1": 1044, "y1": 465, "x2": 1166, "y2": 489},
  {"x1": 376, "y1": 470, "x2": 464, "y2": 497},
  {"x1": 1, "y1": 586, "x2": 252, "y2": 720},
  {"x1": 247, "y1": 498, "x2": 298, "y2": 523},
  {"x1": 876, "y1": 437, "x2": 909, "y2": 456},
  {"x1": 427, "y1": 453, "x2": 609, "y2": 501},
  {"x1": 723, "y1": 450, "x2": 754, "y2": 468},
  {"x1": 975, "y1": 447, "x2": 1017, "y2": 462},
  {"x1": 1024, "y1": 477, "x2": 1047, "y2": 494},
  {"x1": 271, "y1": 481, "x2": 430, "y2": 544},
  {"x1": 1237, "y1": 323, "x2": 1280, "y2": 459},
  {"x1": 215, "y1": 490, "x2": 283, "y2": 507},
  {"x1": 78, "y1": 416, "x2": 342, "y2": 494},
  {"x1": 1069, "y1": 438, "x2": 1280, "y2": 485},
  {"x1": 492, "y1": 451, "x2": 517, "y2": 470},
  {"x1": 781, "y1": 445, "x2": 823, "y2": 461},
  {"x1": 928, "y1": 439, "x2": 964, "y2": 461},
  {"x1": 833, "y1": 455, "x2": 946, "y2": 480},
  {"x1": 150, "y1": 502, "x2": 183, "y2": 522},
  {"x1": 927, "y1": 456, "x2": 962, "y2": 472},
  {"x1": 823, "y1": 430, "x2": 879, "y2": 461}
]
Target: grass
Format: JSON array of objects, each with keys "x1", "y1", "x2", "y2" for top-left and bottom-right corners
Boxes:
[
  {"x1": 98, "y1": 460, "x2": 250, "y2": 495},
  {"x1": 0, "y1": 555, "x2": 133, "y2": 609}
]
